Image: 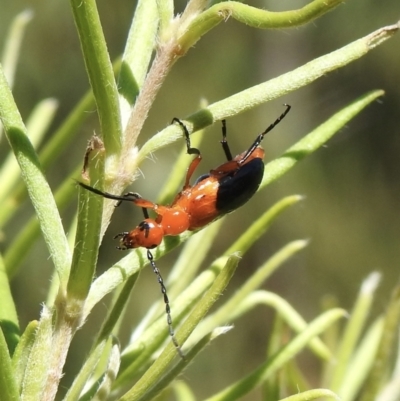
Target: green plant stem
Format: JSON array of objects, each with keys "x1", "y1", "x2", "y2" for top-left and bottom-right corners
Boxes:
[
  {"x1": 119, "y1": 0, "x2": 158, "y2": 125},
  {"x1": 122, "y1": 43, "x2": 176, "y2": 165},
  {"x1": 0, "y1": 98, "x2": 58, "y2": 207},
  {"x1": 1, "y1": 9, "x2": 33, "y2": 89},
  {"x1": 181, "y1": 0, "x2": 209, "y2": 21},
  {"x1": 65, "y1": 273, "x2": 139, "y2": 399},
  {"x1": 280, "y1": 389, "x2": 341, "y2": 401},
  {"x1": 156, "y1": 0, "x2": 173, "y2": 38},
  {"x1": 0, "y1": 90, "x2": 94, "y2": 228},
  {"x1": 63, "y1": 338, "x2": 110, "y2": 401},
  {"x1": 69, "y1": 0, "x2": 122, "y2": 156},
  {"x1": 40, "y1": 309, "x2": 72, "y2": 401},
  {"x1": 0, "y1": 59, "x2": 123, "y2": 230},
  {"x1": 179, "y1": 0, "x2": 345, "y2": 52},
  {"x1": 0, "y1": 327, "x2": 20, "y2": 401},
  {"x1": 339, "y1": 318, "x2": 384, "y2": 401},
  {"x1": 0, "y1": 255, "x2": 19, "y2": 354},
  {"x1": 360, "y1": 285, "x2": 400, "y2": 401},
  {"x1": 137, "y1": 330, "x2": 222, "y2": 401},
  {"x1": 11, "y1": 320, "x2": 38, "y2": 393},
  {"x1": 20, "y1": 307, "x2": 53, "y2": 401},
  {"x1": 0, "y1": 64, "x2": 71, "y2": 285},
  {"x1": 67, "y1": 141, "x2": 105, "y2": 306},
  {"x1": 330, "y1": 272, "x2": 381, "y2": 391},
  {"x1": 90, "y1": 339, "x2": 120, "y2": 401},
  {"x1": 4, "y1": 165, "x2": 81, "y2": 278}
]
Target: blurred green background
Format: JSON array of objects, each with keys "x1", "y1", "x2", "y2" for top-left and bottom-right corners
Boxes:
[{"x1": 1, "y1": 0, "x2": 400, "y2": 399}]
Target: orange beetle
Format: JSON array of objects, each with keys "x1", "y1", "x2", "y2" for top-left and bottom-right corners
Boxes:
[{"x1": 78, "y1": 104, "x2": 291, "y2": 357}]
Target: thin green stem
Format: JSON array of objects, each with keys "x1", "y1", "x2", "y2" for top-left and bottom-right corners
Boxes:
[
  {"x1": 69, "y1": 0, "x2": 122, "y2": 156},
  {"x1": 119, "y1": 0, "x2": 158, "y2": 126},
  {"x1": 178, "y1": 0, "x2": 345, "y2": 53},
  {"x1": 329, "y1": 272, "x2": 381, "y2": 391},
  {"x1": 0, "y1": 327, "x2": 20, "y2": 401},
  {"x1": 67, "y1": 141, "x2": 105, "y2": 307},
  {"x1": 0, "y1": 98, "x2": 58, "y2": 205},
  {"x1": 4, "y1": 165, "x2": 82, "y2": 278},
  {"x1": 360, "y1": 286, "x2": 400, "y2": 401},
  {"x1": 1, "y1": 9, "x2": 33, "y2": 89},
  {"x1": 0, "y1": 255, "x2": 19, "y2": 354},
  {"x1": 0, "y1": 64, "x2": 71, "y2": 286}
]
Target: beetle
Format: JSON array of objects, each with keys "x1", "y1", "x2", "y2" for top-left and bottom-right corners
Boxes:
[{"x1": 78, "y1": 104, "x2": 291, "y2": 357}]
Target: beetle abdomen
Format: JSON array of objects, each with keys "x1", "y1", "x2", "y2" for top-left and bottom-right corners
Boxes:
[{"x1": 215, "y1": 158, "x2": 264, "y2": 214}]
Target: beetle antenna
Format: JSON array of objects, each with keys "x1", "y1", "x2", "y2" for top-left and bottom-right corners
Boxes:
[
  {"x1": 260, "y1": 103, "x2": 291, "y2": 138},
  {"x1": 146, "y1": 249, "x2": 185, "y2": 359},
  {"x1": 241, "y1": 104, "x2": 291, "y2": 164}
]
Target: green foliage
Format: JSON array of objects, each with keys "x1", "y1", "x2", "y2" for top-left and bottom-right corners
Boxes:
[{"x1": 0, "y1": 1, "x2": 399, "y2": 401}]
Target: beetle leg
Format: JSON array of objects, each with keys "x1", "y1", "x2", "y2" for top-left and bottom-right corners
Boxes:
[
  {"x1": 172, "y1": 117, "x2": 203, "y2": 189},
  {"x1": 220, "y1": 119, "x2": 233, "y2": 161},
  {"x1": 113, "y1": 191, "x2": 149, "y2": 219}
]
